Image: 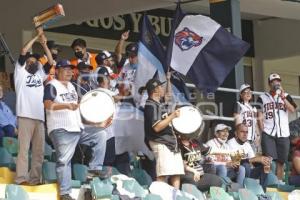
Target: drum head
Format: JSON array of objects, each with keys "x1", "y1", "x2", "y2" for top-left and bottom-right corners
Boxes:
[
  {"x1": 172, "y1": 106, "x2": 203, "y2": 135},
  {"x1": 80, "y1": 89, "x2": 115, "y2": 123}
]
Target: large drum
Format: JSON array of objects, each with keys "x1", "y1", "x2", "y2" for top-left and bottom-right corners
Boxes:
[
  {"x1": 79, "y1": 89, "x2": 115, "y2": 124},
  {"x1": 172, "y1": 106, "x2": 204, "y2": 138}
]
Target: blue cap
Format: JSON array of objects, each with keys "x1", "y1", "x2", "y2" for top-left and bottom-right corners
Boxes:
[
  {"x1": 77, "y1": 62, "x2": 93, "y2": 70},
  {"x1": 97, "y1": 67, "x2": 110, "y2": 76},
  {"x1": 56, "y1": 59, "x2": 75, "y2": 69}
]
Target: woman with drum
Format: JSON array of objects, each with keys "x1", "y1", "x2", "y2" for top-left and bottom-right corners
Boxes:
[
  {"x1": 179, "y1": 135, "x2": 223, "y2": 191},
  {"x1": 233, "y1": 84, "x2": 259, "y2": 153}
]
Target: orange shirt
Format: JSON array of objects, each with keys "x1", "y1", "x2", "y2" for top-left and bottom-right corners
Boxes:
[
  {"x1": 69, "y1": 52, "x2": 97, "y2": 80},
  {"x1": 39, "y1": 55, "x2": 55, "y2": 82}
]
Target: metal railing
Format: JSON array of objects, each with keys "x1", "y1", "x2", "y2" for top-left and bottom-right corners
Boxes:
[{"x1": 186, "y1": 83, "x2": 300, "y2": 121}]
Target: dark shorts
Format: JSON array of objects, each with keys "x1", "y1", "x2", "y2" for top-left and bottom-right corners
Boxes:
[{"x1": 261, "y1": 132, "x2": 290, "y2": 163}]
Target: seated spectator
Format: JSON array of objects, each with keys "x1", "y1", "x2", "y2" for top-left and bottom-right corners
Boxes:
[
  {"x1": 179, "y1": 135, "x2": 223, "y2": 191},
  {"x1": 288, "y1": 136, "x2": 300, "y2": 186},
  {"x1": 228, "y1": 123, "x2": 271, "y2": 188},
  {"x1": 0, "y1": 84, "x2": 17, "y2": 144},
  {"x1": 288, "y1": 118, "x2": 300, "y2": 186},
  {"x1": 206, "y1": 124, "x2": 245, "y2": 185}
]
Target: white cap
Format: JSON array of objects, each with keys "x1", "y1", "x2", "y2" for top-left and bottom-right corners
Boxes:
[
  {"x1": 214, "y1": 124, "x2": 232, "y2": 134},
  {"x1": 102, "y1": 50, "x2": 112, "y2": 58},
  {"x1": 239, "y1": 84, "x2": 251, "y2": 93},
  {"x1": 268, "y1": 73, "x2": 281, "y2": 82}
]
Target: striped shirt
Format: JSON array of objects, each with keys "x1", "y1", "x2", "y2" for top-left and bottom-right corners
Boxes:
[{"x1": 44, "y1": 79, "x2": 83, "y2": 134}]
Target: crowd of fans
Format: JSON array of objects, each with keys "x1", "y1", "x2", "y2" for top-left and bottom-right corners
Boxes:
[{"x1": 0, "y1": 27, "x2": 299, "y2": 200}]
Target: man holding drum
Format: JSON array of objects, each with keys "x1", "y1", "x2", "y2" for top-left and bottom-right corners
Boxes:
[
  {"x1": 144, "y1": 78, "x2": 184, "y2": 189},
  {"x1": 44, "y1": 59, "x2": 108, "y2": 200}
]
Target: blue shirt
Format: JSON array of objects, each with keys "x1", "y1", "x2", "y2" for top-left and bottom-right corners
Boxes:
[{"x1": 0, "y1": 101, "x2": 17, "y2": 128}]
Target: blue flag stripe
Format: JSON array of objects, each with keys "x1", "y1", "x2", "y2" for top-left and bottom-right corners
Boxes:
[{"x1": 138, "y1": 42, "x2": 165, "y2": 76}]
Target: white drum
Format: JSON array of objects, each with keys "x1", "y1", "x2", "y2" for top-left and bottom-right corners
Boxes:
[
  {"x1": 79, "y1": 89, "x2": 115, "y2": 124},
  {"x1": 172, "y1": 106, "x2": 204, "y2": 138}
]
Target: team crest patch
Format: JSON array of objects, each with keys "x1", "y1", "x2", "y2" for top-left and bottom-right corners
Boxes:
[{"x1": 175, "y1": 27, "x2": 203, "y2": 51}]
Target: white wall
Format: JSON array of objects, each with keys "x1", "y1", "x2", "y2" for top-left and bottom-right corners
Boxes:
[
  {"x1": 253, "y1": 18, "x2": 300, "y2": 119},
  {"x1": 253, "y1": 18, "x2": 300, "y2": 92}
]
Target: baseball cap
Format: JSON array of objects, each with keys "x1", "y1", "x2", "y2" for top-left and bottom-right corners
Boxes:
[
  {"x1": 145, "y1": 78, "x2": 166, "y2": 94},
  {"x1": 95, "y1": 51, "x2": 112, "y2": 64},
  {"x1": 125, "y1": 43, "x2": 138, "y2": 56},
  {"x1": 77, "y1": 62, "x2": 93, "y2": 70},
  {"x1": 46, "y1": 40, "x2": 60, "y2": 50},
  {"x1": 56, "y1": 59, "x2": 75, "y2": 69},
  {"x1": 239, "y1": 84, "x2": 251, "y2": 93},
  {"x1": 98, "y1": 67, "x2": 110, "y2": 77},
  {"x1": 214, "y1": 124, "x2": 232, "y2": 133},
  {"x1": 268, "y1": 73, "x2": 281, "y2": 82}
]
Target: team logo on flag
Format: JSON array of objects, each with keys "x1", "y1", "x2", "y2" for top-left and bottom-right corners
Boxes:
[{"x1": 175, "y1": 27, "x2": 203, "y2": 51}]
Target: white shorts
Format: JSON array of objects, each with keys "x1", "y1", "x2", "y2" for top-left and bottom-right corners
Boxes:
[{"x1": 149, "y1": 141, "x2": 184, "y2": 177}]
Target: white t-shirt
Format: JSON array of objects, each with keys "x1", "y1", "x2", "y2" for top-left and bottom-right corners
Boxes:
[
  {"x1": 14, "y1": 60, "x2": 46, "y2": 121},
  {"x1": 206, "y1": 138, "x2": 231, "y2": 165},
  {"x1": 227, "y1": 138, "x2": 255, "y2": 159}
]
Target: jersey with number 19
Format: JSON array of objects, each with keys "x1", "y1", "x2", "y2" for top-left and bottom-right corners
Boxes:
[{"x1": 258, "y1": 93, "x2": 290, "y2": 137}]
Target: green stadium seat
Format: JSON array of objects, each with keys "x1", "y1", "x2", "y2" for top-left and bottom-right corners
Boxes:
[
  {"x1": 2, "y1": 137, "x2": 18, "y2": 156},
  {"x1": 143, "y1": 194, "x2": 163, "y2": 200},
  {"x1": 71, "y1": 180, "x2": 81, "y2": 188},
  {"x1": 0, "y1": 147, "x2": 15, "y2": 170},
  {"x1": 111, "y1": 195, "x2": 120, "y2": 200},
  {"x1": 5, "y1": 184, "x2": 29, "y2": 200},
  {"x1": 266, "y1": 172, "x2": 279, "y2": 186},
  {"x1": 243, "y1": 178, "x2": 265, "y2": 196},
  {"x1": 238, "y1": 188, "x2": 258, "y2": 200},
  {"x1": 42, "y1": 161, "x2": 57, "y2": 183},
  {"x1": 73, "y1": 163, "x2": 88, "y2": 183},
  {"x1": 90, "y1": 177, "x2": 113, "y2": 199},
  {"x1": 131, "y1": 168, "x2": 152, "y2": 187},
  {"x1": 182, "y1": 183, "x2": 205, "y2": 200},
  {"x1": 276, "y1": 184, "x2": 295, "y2": 192},
  {"x1": 102, "y1": 166, "x2": 120, "y2": 177},
  {"x1": 176, "y1": 195, "x2": 191, "y2": 200},
  {"x1": 44, "y1": 143, "x2": 54, "y2": 161},
  {"x1": 228, "y1": 191, "x2": 239, "y2": 200},
  {"x1": 42, "y1": 161, "x2": 81, "y2": 188},
  {"x1": 210, "y1": 186, "x2": 234, "y2": 200},
  {"x1": 122, "y1": 179, "x2": 147, "y2": 198}
]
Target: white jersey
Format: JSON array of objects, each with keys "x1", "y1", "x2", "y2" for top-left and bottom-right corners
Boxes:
[
  {"x1": 46, "y1": 79, "x2": 83, "y2": 134},
  {"x1": 206, "y1": 138, "x2": 231, "y2": 165},
  {"x1": 119, "y1": 63, "x2": 136, "y2": 83},
  {"x1": 227, "y1": 138, "x2": 255, "y2": 159},
  {"x1": 236, "y1": 102, "x2": 257, "y2": 141},
  {"x1": 14, "y1": 61, "x2": 46, "y2": 121},
  {"x1": 259, "y1": 92, "x2": 290, "y2": 137}
]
